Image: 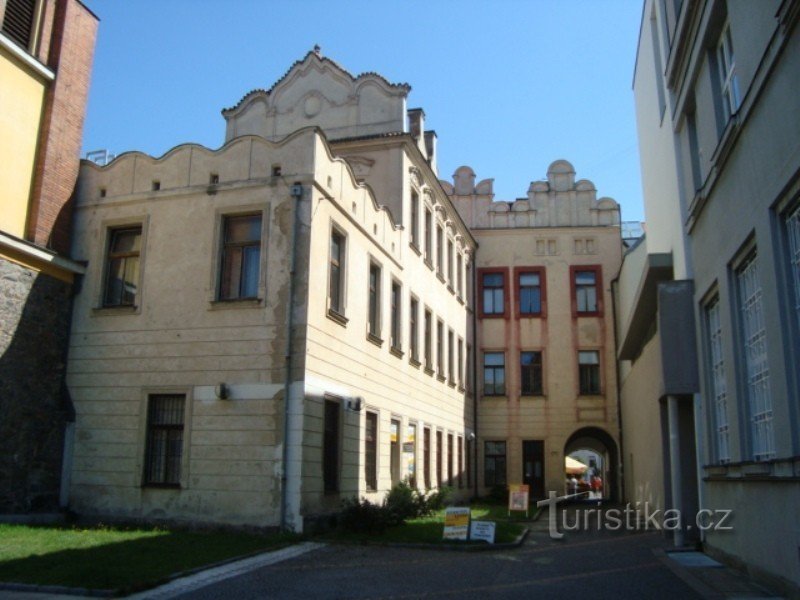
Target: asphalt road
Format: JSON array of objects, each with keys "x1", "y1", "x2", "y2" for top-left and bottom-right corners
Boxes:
[{"x1": 174, "y1": 514, "x2": 702, "y2": 599}]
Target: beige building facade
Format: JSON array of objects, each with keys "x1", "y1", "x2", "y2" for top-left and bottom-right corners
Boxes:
[
  {"x1": 445, "y1": 161, "x2": 623, "y2": 500},
  {"x1": 68, "y1": 51, "x2": 476, "y2": 531}
]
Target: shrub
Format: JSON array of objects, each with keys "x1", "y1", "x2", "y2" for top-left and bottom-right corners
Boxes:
[
  {"x1": 423, "y1": 486, "x2": 452, "y2": 513},
  {"x1": 385, "y1": 480, "x2": 419, "y2": 525},
  {"x1": 339, "y1": 497, "x2": 391, "y2": 534}
]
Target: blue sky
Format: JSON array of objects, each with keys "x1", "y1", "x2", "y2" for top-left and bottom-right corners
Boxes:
[{"x1": 81, "y1": 0, "x2": 645, "y2": 222}]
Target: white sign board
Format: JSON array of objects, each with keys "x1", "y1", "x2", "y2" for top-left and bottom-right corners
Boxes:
[
  {"x1": 443, "y1": 506, "x2": 470, "y2": 540},
  {"x1": 470, "y1": 520, "x2": 496, "y2": 544}
]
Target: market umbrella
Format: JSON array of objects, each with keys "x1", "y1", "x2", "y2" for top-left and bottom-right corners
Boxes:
[{"x1": 565, "y1": 456, "x2": 588, "y2": 475}]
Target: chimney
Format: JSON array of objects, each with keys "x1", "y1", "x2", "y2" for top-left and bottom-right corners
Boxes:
[
  {"x1": 407, "y1": 107, "x2": 425, "y2": 139},
  {"x1": 424, "y1": 130, "x2": 438, "y2": 175}
]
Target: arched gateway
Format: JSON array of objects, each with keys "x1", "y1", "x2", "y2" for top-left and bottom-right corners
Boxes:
[{"x1": 564, "y1": 427, "x2": 619, "y2": 502}]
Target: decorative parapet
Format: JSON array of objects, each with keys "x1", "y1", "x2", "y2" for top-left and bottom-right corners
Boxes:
[{"x1": 443, "y1": 160, "x2": 620, "y2": 229}]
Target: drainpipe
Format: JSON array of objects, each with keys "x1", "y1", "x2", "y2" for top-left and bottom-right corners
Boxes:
[
  {"x1": 280, "y1": 182, "x2": 304, "y2": 532},
  {"x1": 471, "y1": 249, "x2": 479, "y2": 500},
  {"x1": 667, "y1": 394, "x2": 684, "y2": 547},
  {"x1": 609, "y1": 273, "x2": 625, "y2": 504}
]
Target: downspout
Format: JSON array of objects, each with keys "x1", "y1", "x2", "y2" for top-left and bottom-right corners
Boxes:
[
  {"x1": 281, "y1": 182, "x2": 304, "y2": 532},
  {"x1": 471, "y1": 248, "x2": 479, "y2": 500},
  {"x1": 609, "y1": 272, "x2": 625, "y2": 504}
]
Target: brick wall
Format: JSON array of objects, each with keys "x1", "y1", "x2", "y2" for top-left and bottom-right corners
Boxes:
[
  {"x1": 26, "y1": 0, "x2": 98, "y2": 254},
  {"x1": 0, "y1": 258, "x2": 73, "y2": 512}
]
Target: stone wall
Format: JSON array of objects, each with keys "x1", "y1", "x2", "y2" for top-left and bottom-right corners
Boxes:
[{"x1": 0, "y1": 258, "x2": 73, "y2": 512}]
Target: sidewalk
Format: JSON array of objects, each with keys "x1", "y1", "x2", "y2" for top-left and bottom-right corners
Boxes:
[{"x1": 535, "y1": 504, "x2": 786, "y2": 600}]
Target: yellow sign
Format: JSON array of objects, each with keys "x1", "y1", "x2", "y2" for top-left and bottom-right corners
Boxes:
[{"x1": 443, "y1": 506, "x2": 470, "y2": 540}]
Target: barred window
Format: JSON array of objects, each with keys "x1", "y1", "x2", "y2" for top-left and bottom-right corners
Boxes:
[
  {"x1": 737, "y1": 253, "x2": 774, "y2": 460},
  {"x1": 706, "y1": 298, "x2": 730, "y2": 463},
  {"x1": 144, "y1": 395, "x2": 185, "y2": 486},
  {"x1": 786, "y1": 204, "x2": 800, "y2": 331}
]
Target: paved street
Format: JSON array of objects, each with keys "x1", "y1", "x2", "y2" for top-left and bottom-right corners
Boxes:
[{"x1": 172, "y1": 512, "x2": 703, "y2": 600}]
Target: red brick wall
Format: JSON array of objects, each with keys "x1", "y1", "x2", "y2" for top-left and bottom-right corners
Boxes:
[{"x1": 26, "y1": 0, "x2": 98, "y2": 254}]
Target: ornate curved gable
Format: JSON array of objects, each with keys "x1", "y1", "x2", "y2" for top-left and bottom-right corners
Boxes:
[{"x1": 222, "y1": 48, "x2": 411, "y2": 143}]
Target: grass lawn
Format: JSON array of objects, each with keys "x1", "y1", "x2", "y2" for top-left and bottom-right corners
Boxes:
[
  {"x1": 327, "y1": 502, "x2": 536, "y2": 546},
  {"x1": 0, "y1": 523, "x2": 297, "y2": 593}
]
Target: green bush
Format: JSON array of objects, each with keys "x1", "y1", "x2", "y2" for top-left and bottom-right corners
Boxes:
[
  {"x1": 339, "y1": 497, "x2": 391, "y2": 534},
  {"x1": 385, "y1": 480, "x2": 419, "y2": 525},
  {"x1": 423, "y1": 486, "x2": 452, "y2": 513}
]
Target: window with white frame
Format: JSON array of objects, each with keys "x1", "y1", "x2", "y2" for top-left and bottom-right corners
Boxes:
[
  {"x1": 705, "y1": 298, "x2": 730, "y2": 463},
  {"x1": 737, "y1": 252, "x2": 774, "y2": 460},
  {"x1": 786, "y1": 204, "x2": 800, "y2": 331},
  {"x1": 717, "y1": 22, "x2": 741, "y2": 122}
]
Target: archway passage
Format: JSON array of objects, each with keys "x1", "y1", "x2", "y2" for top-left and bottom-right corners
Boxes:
[{"x1": 564, "y1": 427, "x2": 619, "y2": 503}]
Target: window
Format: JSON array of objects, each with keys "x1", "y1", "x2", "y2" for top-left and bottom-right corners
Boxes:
[
  {"x1": 457, "y1": 436, "x2": 463, "y2": 488},
  {"x1": 410, "y1": 191, "x2": 420, "y2": 248},
  {"x1": 424, "y1": 208, "x2": 433, "y2": 266},
  {"x1": 365, "y1": 411, "x2": 378, "y2": 491},
  {"x1": 324, "y1": 399, "x2": 340, "y2": 492},
  {"x1": 717, "y1": 22, "x2": 741, "y2": 122},
  {"x1": 786, "y1": 204, "x2": 800, "y2": 331},
  {"x1": 456, "y1": 255, "x2": 463, "y2": 298},
  {"x1": 424, "y1": 308, "x2": 433, "y2": 372},
  {"x1": 406, "y1": 424, "x2": 417, "y2": 488},
  {"x1": 409, "y1": 296, "x2": 419, "y2": 362},
  {"x1": 521, "y1": 351, "x2": 543, "y2": 396},
  {"x1": 436, "y1": 225, "x2": 444, "y2": 275},
  {"x1": 705, "y1": 298, "x2": 729, "y2": 463},
  {"x1": 573, "y1": 267, "x2": 601, "y2": 314},
  {"x1": 517, "y1": 269, "x2": 545, "y2": 316},
  {"x1": 1, "y1": 0, "x2": 38, "y2": 51},
  {"x1": 436, "y1": 430, "x2": 443, "y2": 486},
  {"x1": 481, "y1": 271, "x2": 505, "y2": 316},
  {"x1": 483, "y1": 352, "x2": 505, "y2": 396},
  {"x1": 390, "y1": 419, "x2": 400, "y2": 485},
  {"x1": 447, "y1": 433, "x2": 454, "y2": 486},
  {"x1": 578, "y1": 351, "x2": 601, "y2": 394},
  {"x1": 466, "y1": 438, "x2": 472, "y2": 488},
  {"x1": 484, "y1": 441, "x2": 506, "y2": 487},
  {"x1": 466, "y1": 343, "x2": 473, "y2": 392},
  {"x1": 219, "y1": 214, "x2": 262, "y2": 300},
  {"x1": 737, "y1": 253, "x2": 774, "y2": 460},
  {"x1": 447, "y1": 239, "x2": 454, "y2": 286},
  {"x1": 390, "y1": 280, "x2": 401, "y2": 351},
  {"x1": 457, "y1": 338, "x2": 464, "y2": 387},
  {"x1": 104, "y1": 227, "x2": 142, "y2": 307},
  {"x1": 436, "y1": 319, "x2": 445, "y2": 380},
  {"x1": 447, "y1": 329, "x2": 455, "y2": 384},
  {"x1": 423, "y1": 427, "x2": 431, "y2": 489},
  {"x1": 144, "y1": 394, "x2": 185, "y2": 486},
  {"x1": 329, "y1": 229, "x2": 346, "y2": 316},
  {"x1": 368, "y1": 262, "x2": 381, "y2": 340},
  {"x1": 465, "y1": 261, "x2": 472, "y2": 308}
]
